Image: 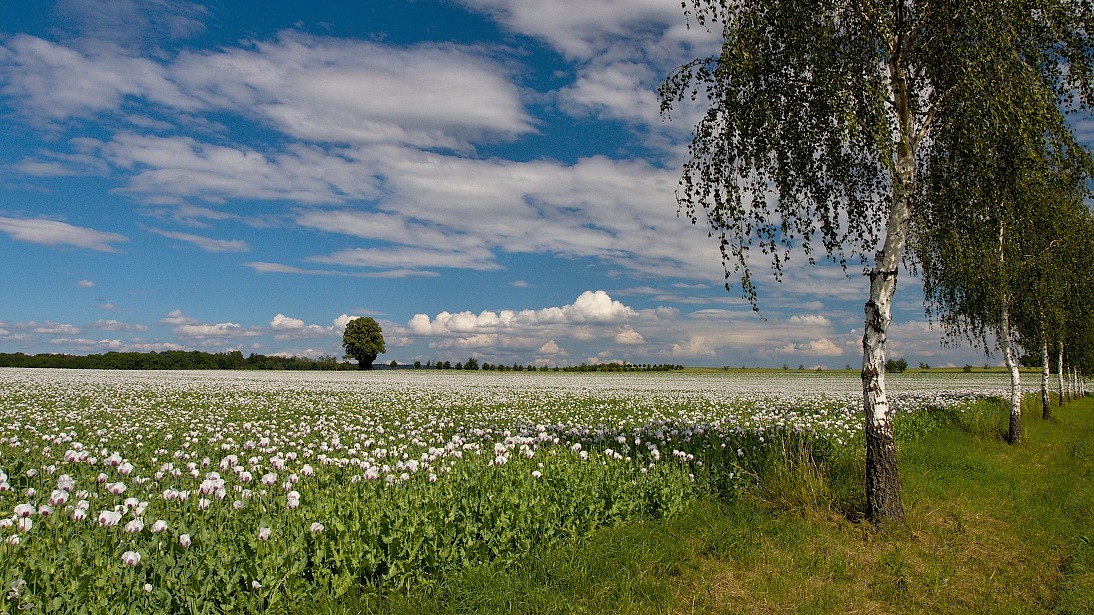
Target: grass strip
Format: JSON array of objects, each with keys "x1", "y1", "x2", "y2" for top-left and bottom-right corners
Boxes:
[{"x1": 320, "y1": 396, "x2": 1094, "y2": 614}]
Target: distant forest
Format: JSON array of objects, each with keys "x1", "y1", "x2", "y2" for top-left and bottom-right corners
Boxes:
[
  {"x1": 0, "y1": 350, "x2": 686, "y2": 372},
  {"x1": 0, "y1": 350, "x2": 353, "y2": 371}
]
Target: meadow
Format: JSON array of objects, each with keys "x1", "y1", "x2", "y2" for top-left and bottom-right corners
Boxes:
[{"x1": 0, "y1": 368, "x2": 1015, "y2": 613}]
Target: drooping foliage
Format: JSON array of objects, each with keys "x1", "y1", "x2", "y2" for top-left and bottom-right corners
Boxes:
[{"x1": 661, "y1": 0, "x2": 1094, "y2": 520}]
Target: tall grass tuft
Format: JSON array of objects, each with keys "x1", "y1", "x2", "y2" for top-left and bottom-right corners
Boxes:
[{"x1": 745, "y1": 432, "x2": 865, "y2": 521}]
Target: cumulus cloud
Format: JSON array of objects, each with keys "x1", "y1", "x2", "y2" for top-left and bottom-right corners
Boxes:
[
  {"x1": 30, "y1": 322, "x2": 81, "y2": 335},
  {"x1": 613, "y1": 329, "x2": 645, "y2": 345},
  {"x1": 0, "y1": 217, "x2": 127, "y2": 252},
  {"x1": 77, "y1": 280, "x2": 95, "y2": 288},
  {"x1": 410, "y1": 290, "x2": 638, "y2": 337},
  {"x1": 89, "y1": 319, "x2": 148, "y2": 332},
  {"x1": 268, "y1": 313, "x2": 351, "y2": 340},
  {"x1": 788, "y1": 314, "x2": 832, "y2": 326},
  {"x1": 159, "y1": 309, "x2": 199, "y2": 326}
]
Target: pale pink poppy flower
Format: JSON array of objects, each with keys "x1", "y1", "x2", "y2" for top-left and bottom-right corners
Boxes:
[
  {"x1": 309, "y1": 522, "x2": 324, "y2": 533},
  {"x1": 120, "y1": 550, "x2": 140, "y2": 567},
  {"x1": 13, "y1": 503, "x2": 35, "y2": 518},
  {"x1": 97, "y1": 510, "x2": 122, "y2": 527},
  {"x1": 178, "y1": 534, "x2": 191, "y2": 548},
  {"x1": 124, "y1": 519, "x2": 144, "y2": 534},
  {"x1": 258, "y1": 527, "x2": 271, "y2": 541},
  {"x1": 150, "y1": 520, "x2": 168, "y2": 534}
]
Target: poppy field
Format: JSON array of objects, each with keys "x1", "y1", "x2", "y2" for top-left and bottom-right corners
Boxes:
[{"x1": 0, "y1": 368, "x2": 1012, "y2": 613}]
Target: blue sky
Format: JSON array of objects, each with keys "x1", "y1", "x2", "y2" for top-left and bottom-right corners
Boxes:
[{"x1": 0, "y1": 0, "x2": 1065, "y2": 368}]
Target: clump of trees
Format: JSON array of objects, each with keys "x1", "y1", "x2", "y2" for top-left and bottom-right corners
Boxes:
[{"x1": 884, "y1": 358, "x2": 908, "y2": 374}]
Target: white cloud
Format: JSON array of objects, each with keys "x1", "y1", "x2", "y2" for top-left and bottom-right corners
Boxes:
[
  {"x1": 803, "y1": 338, "x2": 844, "y2": 357},
  {"x1": 89, "y1": 319, "x2": 147, "y2": 332},
  {"x1": 147, "y1": 227, "x2": 250, "y2": 252},
  {"x1": 30, "y1": 322, "x2": 81, "y2": 335},
  {"x1": 269, "y1": 314, "x2": 306, "y2": 331},
  {"x1": 671, "y1": 336, "x2": 717, "y2": 358},
  {"x1": 174, "y1": 323, "x2": 263, "y2": 338},
  {"x1": 0, "y1": 34, "x2": 196, "y2": 125},
  {"x1": 0, "y1": 217, "x2": 127, "y2": 252},
  {"x1": 48, "y1": 337, "x2": 126, "y2": 350},
  {"x1": 159, "y1": 309, "x2": 198, "y2": 326},
  {"x1": 614, "y1": 329, "x2": 645, "y2": 345},
  {"x1": 455, "y1": 0, "x2": 682, "y2": 61},
  {"x1": 788, "y1": 314, "x2": 833, "y2": 326},
  {"x1": 410, "y1": 290, "x2": 639, "y2": 338},
  {"x1": 77, "y1": 280, "x2": 95, "y2": 288},
  {"x1": 537, "y1": 340, "x2": 562, "y2": 355}
]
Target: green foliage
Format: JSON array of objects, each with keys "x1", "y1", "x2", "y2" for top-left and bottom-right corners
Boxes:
[
  {"x1": 885, "y1": 358, "x2": 908, "y2": 373},
  {"x1": 0, "y1": 351, "x2": 352, "y2": 371},
  {"x1": 342, "y1": 317, "x2": 386, "y2": 370}
]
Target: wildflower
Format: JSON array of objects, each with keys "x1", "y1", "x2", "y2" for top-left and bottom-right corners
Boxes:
[
  {"x1": 105, "y1": 482, "x2": 126, "y2": 495},
  {"x1": 37, "y1": 505, "x2": 53, "y2": 517},
  {"x1": 310, "y1": 522, "x2": 324, "y2": 533},
  {"x1": 16, "y1": 518, "x2": 32, "y2": 532},
  {"x1": 150, "y1": 519, "x2": 168, "y2": 534},
  {"x1": 48, "y1": 489, "x2": 69, "y2": 506},
  {"x1": 120, "y1": 550, "x2": 141, "y2": 567},
  {"x1": 197, "y1": 498, "x2": 211, "y2": 511},
  {"x1": 124, "y1": 519, "x2": 144, "y2": 534},
  {"x1": 97, "y1": 510, "x2": 122, "y2": 527},
  {"x1": 72, "y1": 508, "x2": 87, "y2": 522},
  {"x1": 531, "y1": 470, "x2": 542, "y2": 479},
  {"x1": 13, "y1": 503, "x2": 35, "y2": 518},
  {"x1": 258, "y1": 527, "x2": 271, "y2": 541},
  {"x1": 251, "y1": 580, "x2": 262, "y2": 590},
  {"x1": 300, "y1": 464, "x2": 314, "y2": 477},
  {"x1": 178, "y1": 534, "x2": 191, "y2": 548},
  {"x1": 142, "y1": 583, "x2": 153, "y2": 594}
]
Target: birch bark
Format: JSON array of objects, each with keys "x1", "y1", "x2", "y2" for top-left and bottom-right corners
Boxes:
[
  {"x1": 861, "y1": 54, "x2": 913, "y2": 524},
  {"x1": 1041, "y1": 336, "x2": 1052, "y2": 419},
  {"x1": 1058, "y1": 342, "x2": 1066, "y2": 404}
]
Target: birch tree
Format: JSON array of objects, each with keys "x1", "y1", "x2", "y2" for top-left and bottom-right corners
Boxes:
[{"x1": 660, "y1": 0, "x2": 1094, "y2": 523}]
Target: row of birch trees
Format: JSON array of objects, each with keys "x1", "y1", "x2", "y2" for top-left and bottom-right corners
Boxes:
[{"x1": 660, "y1": 0, "x2": 1094, "y2": 524}]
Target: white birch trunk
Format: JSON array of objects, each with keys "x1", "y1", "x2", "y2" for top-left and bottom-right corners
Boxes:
[
  {"x1": 1058, "y1": 342, "x2": 1066, "y2": 405},
  {"x1": 1001, "y1": 305, "x2": 1022, "y2": 444},
  {"x1": 997, "y1": 223, "x2": 1020, "y2": 444},
  {"x1": 861, "y1": 54, "x2": 912, "y2": 524},
  {"x1": 1041, "y1": 335, "x2": 1051, "y2": 420}
]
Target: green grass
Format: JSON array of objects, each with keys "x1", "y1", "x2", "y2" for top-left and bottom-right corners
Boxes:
[{"x1": 318, "y1": 395, "x2": 1094, "y2": 614}]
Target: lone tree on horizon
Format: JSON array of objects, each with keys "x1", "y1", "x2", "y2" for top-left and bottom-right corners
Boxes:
[{"x1": 342, "y1": 317, "x2": 385, "y2": 370}]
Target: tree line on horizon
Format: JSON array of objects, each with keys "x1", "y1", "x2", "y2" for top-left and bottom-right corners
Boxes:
[{"x1": 0, "y1": 350, "x2": 355, "y2": 371}]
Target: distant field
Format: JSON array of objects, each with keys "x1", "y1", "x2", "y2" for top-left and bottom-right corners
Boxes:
[{"x1": 0, "y1": 368, "x2": 1017, "y2": 613}]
